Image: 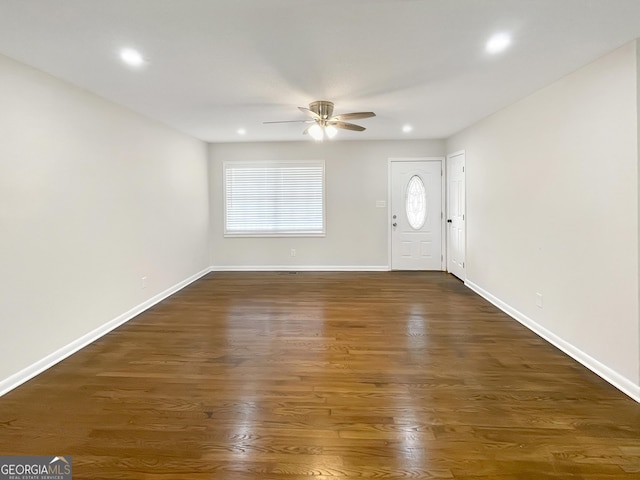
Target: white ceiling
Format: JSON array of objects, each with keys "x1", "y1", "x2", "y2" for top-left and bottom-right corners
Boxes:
[{"x1": 1, "y1": 0, "x2": 640, "y2": 143}]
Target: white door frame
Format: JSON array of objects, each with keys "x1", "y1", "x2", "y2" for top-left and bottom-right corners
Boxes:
[
  {"x1": 446, "y1": 150, "x2": 466, "y2": 280},
  {"x1": 387, "y1": 157, "x2": 446, "y2": 270}
]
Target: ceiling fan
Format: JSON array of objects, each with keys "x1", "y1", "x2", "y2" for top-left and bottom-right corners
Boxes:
[{"x1": 264, "y1": 100, "x2": 375, "y2": 140}]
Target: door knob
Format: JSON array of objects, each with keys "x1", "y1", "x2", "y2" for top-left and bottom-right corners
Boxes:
[
  {"x1": 392, "y1": 222, "x2": 397, "y2": 227},
  {"x1": 447, "y1": 219, "x2": 452, "y2": 223}
]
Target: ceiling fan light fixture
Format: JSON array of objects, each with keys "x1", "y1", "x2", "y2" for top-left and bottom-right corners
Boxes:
[
  {"x1": 325, "y1": 125, "x2": 338, "y2": 139},
  {"x1": 308, "y1": 123, "x2": 324, "y2": 141}
]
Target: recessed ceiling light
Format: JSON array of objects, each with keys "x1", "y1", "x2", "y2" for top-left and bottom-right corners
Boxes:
[
  {"x1": 402, "y1": 124, "x2": 413, "y2": 133},
  {"x1": 120, "y1": 48, "x2": 145, "y2": 67},
  {"x1": 486, "y1": 33, "x2": 511, "y2": 54},
  {"x1": 237, "y1": 128, "x2": 247, "y2": 135}
]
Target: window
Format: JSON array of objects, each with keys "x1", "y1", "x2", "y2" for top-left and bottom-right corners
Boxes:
[
  {"x1": 224, "y1": 161, "x2": 325, "y2": 237},
  {"x1": 405, "y1": 175, "x2": 427, "y2": 230}
]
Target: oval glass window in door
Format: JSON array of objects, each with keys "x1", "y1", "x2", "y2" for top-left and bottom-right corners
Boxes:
[{"x1": 405, "y1": 175, "x2": 427, "y2": 230}]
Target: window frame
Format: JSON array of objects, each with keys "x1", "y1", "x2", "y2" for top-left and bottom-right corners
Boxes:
[{"x1": 223, "y1": 160, "x2": 326, "y2": 238}]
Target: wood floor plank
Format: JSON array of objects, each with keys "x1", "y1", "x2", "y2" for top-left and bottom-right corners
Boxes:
[{"x1": 0, "y1": 271, "x2": 639, "y2": 478}]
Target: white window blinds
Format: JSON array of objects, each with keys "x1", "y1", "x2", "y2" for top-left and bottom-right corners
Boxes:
[{"x1": 224, "y1": 161, "x2": 325, "y2": 237}]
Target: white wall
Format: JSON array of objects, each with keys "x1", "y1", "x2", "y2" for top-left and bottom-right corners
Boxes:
[
  {"x1": 447, "y1": 42, "x2": 640, "y2": 395},
  {"x1": 0, "y1": 54, "x2": 210, "y2": 387},
  {"x1": 209, "y1": 140, "x2": 445, "y2": 269}
]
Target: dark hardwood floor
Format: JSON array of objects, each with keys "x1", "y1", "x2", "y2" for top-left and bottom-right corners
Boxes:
[{"x1": 1, "y1": 272, "x2": 639, "y2": 479}]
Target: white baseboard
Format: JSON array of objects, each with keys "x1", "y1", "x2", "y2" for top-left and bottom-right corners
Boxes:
[
  {"x1": 465, "y1": 279, "x2": 640, "y2": 403},
  {"x1": 210, "y1": 265, "x2": 390, "y2": 272},
  {"x1": 0, "y1": 267, "x2": 212, "y2": 398}
]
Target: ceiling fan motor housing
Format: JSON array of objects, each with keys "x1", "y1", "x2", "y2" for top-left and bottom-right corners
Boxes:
[{"x1": 309, "y1": 101, "x2": 334, "y2": 119}]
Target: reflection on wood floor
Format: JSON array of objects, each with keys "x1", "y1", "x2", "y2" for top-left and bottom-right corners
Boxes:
[{"x1": 0, "y1": 271, "x2": 639, "y2": 479}]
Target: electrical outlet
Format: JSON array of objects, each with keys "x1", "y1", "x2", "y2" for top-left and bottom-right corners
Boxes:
[
  {"x1": 290, "y1": 249, "x2": 296, "y2": 257},
  {"x1": 141, "y1": 276, "x2": 148, "y2": 289},
  {"x1": 535, "y1": 292, "x2": 543, "y2": 308}
]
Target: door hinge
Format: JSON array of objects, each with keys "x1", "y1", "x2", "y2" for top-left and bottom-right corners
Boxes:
[
  {"x1": 463, "y1": 262, "x2": 465, "y2": 268},
  {"x1": 462, "y1": 166, "x2": 465, "y2": 173}
]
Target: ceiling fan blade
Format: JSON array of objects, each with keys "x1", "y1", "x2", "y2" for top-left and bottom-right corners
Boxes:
[
  {"x1": 298, "y1": 107, "x2": 321, "y2": 120},
  {"x1": 330, "y1": 112, "x2": 376, "y2": 121},
  {"x1": 329, "y1": 121, "x2": 366, "y2": 132},
  {"x1": 263, "y1": 119, "x2": 314, "y2": 124}
]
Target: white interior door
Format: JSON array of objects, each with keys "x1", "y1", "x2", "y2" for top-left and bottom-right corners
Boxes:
[
  {"x1": 390, "y1": 160, "x2": 442, "y2": 270},
  {"x1": 447, "y1": 151, "x2": 466, "y2": 280}
]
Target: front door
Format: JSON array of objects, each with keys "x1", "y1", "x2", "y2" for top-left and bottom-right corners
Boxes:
[{"x1": 390, "y1": 159, "x2": 442, "y2": 270}]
